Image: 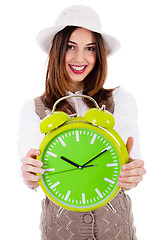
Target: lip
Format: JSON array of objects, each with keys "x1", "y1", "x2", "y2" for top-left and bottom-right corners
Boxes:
[{"x1": 69, "y1": 65, "x2": 87, "y2": 74}]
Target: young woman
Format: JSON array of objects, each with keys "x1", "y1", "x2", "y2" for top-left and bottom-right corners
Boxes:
[{"x1": 19, "y1": 5, "x2": 146, "y2": 240}]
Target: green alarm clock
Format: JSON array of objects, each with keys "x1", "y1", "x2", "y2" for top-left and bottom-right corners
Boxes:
[{"x1": 37, "y1": 95, "x2": 129, "y2": 212}]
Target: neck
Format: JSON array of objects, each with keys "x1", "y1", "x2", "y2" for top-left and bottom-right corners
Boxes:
[{"x1": 69, "y1": 81, "x2": 84, "y2": 93}]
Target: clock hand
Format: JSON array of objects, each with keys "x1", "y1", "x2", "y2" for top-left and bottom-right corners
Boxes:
[
  {"x1": 46, "y1": 164, "x2": 97, "y2": 175},
  {"x1": 60, "y1": 156, "x2": 82, "y2": 169},
  {"x1": 81, "y1": 148, "x2": 108, "y2": 168}
]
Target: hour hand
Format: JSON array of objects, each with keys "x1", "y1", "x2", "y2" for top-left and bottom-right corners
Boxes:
[{"x1": 60, "y1": 156, "x2": 82, "y2": 169}]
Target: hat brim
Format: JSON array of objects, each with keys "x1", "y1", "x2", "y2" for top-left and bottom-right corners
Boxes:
[{"x1": 36, "y1": 25, "x2": 121, "y2": 57}]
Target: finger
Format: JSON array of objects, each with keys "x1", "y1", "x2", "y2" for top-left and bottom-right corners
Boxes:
[
  {"x1": 27, "y1": 148, "x2": 41, "y2": 158},
  {"x1": 22, "y1": 171, "x2": 41, "y2": 182},
  {"x1": 118, "y1": 175, "x2": 142, "y2": 183},
  {"x1": 118, "y1": 181, "x2": 138, "y2": 190},
  {"x1": 126, "y1": 137, "x2": 134, "y2": 156},
  {"x1": 21, "y1": 164, "x2": 44, "y2": 175},
  {"x1": 120, "y1": 167, "x2": 146, "y2": 178},
  {"x1": 22, "y1": 156, "x2": 43, "y2": 168},
  {"x1": 122, "y1": 159, "x2": 145, "y2": 171}
]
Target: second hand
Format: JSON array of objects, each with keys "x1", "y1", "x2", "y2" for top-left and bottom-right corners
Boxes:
[{"x1": 45, "y1": 164, "x2": 97, "y2": 176}]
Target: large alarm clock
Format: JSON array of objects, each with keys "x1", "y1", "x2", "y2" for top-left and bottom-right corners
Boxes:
[{"x1": 37, "y1": 95, "x2": 129, "y2": 212}]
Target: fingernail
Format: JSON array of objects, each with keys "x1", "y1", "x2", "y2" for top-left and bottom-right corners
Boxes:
[
  {"x1": 36, "y1": 150, "x2": 40, "y2": 155},
  {"x1": 118, "y1": 182, "x2": 122, "y2": 187},
  {"x1": 120, "y1": 172, "x2": 125, "y2": 177},
  {"x1": 37, "y1": 175, "x2": 40, "y2": 180},
  {"x1": 118, "y1": 177, "x2": 123, "y2": 181},
  {"x1": 122, "y1": 165, "x2": 127, "y2": 170},
  {"x1": 40, "y1": 169, "x2": 44, "y2": 174},
  {"x1": 38, "y1": 162, "x2": 43, "y2": 167}
]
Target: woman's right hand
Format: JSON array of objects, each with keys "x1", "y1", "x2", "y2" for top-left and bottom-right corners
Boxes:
[{"x1": 21, "y1": 148, "x2": 45, "y2": 188}]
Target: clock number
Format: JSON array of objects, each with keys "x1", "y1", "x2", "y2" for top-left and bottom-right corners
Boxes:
[
  {"x1": 95, "y1": 188, "x2": 103, "y2": 199},
  {"x1": 46, "y1": 151, "x2": 57, "y2": 158},
  {"x1": 64, "y1": 190, "x2": 71, "y2": 201},
  {"x1": 107, "y1": 163, "x2": 118, "y2": 167},
  {"x1": 50, "y1": 181, "x2": 60, "y2": 190},
  {"x1": 82, "y1": 193, "x2": 86, "y2": 204},
  {"x1": 58, "y1": 137, "x2": 66, "y2": 147},
  {"x1": 75, "y1": 130, "x2": 79, "y2": 142},
  {"x1": 104, "y1": 178, "x2": 115, "y2": 185},
  {"x1": 90, "y1": 134, "x2": 97, "y2": 144}
]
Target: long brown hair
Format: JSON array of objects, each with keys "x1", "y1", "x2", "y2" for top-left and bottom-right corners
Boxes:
[{"x1": 41, "y1": 26, "x2": 114, "y2": 114}]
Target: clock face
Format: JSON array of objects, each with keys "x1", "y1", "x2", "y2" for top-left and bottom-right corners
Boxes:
[{"x1": 39, "y1": 125, "x2": 122, "y2": 211}]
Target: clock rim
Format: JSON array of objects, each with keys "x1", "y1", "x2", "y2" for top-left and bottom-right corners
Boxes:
[{"x1": 37, "y1": 119, "x2": 129, "y2": 212}]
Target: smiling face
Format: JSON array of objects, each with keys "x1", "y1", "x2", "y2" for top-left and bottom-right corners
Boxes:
[{"x1": 65, "y1": 28, "x2": 97, "y2": 92}]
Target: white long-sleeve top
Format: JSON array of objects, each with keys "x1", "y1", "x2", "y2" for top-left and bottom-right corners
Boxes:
[{"x1": 18, "y1": 87, "x2": 141, "y2": 163}]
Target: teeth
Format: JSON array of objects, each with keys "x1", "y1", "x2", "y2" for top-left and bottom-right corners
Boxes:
[{"x1": 71, "y1": 65, "x2": 86, "y2": 71}]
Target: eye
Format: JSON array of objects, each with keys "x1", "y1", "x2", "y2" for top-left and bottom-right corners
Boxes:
[
  {"x1": 86, "y1": 46, "x2": 96, "y2": 52},
  {"x1": 67, "y1": 44, "x2": 75, "y2": 50}
]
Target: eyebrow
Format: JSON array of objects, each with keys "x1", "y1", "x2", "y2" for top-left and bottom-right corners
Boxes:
[{"x1": 68, "y1": 41, "x2": 96, "y2": 46}]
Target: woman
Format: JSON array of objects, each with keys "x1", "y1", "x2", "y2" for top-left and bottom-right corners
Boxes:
[{"x1": 19, "y1": 5, "x2": 146, "y2": 240}]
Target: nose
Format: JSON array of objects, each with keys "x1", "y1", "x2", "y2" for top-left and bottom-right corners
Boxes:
[{"x1": 74, "y1": 49, "x2": 85, "y2": 63}]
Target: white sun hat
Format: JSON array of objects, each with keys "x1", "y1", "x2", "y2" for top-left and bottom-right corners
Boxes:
[{"x1": 36, "y1": 5, "x2": 121, "y2": 56}]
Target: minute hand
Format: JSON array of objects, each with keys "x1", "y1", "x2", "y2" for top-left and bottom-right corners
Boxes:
[{"x1": 81, "y1": 148, "x2": 108, "y2": 168}]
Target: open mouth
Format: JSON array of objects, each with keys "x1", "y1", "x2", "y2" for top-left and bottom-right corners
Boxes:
[{"x1": 69, "y1": 65, "x2": 87, "y2": 74}]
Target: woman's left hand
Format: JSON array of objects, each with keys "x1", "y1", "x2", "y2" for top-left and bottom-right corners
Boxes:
[{"x1": 118, "y1": 137, "x2": 146, "y2": 190}]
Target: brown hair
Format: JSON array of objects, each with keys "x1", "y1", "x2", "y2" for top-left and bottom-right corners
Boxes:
[{"x1": 41, "y1": 26, "x2": 114, "y2": 114}]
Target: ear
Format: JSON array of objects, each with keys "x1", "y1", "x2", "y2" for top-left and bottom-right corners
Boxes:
[
  {"x1": 84, "y1": 108, "x2": 115, "y2": 129},
  {"x1": 40, "y1": 111, "x2": 69, "y2": 134}
]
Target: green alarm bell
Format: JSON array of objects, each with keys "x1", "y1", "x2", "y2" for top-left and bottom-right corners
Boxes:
[{"x1": 37, "y1": 95, "x2": 129, "y2": 212}]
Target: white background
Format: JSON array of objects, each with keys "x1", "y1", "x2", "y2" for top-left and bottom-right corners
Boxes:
[{"x1": 0, "y1": 0, "x2": 160, "y2": 239}]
